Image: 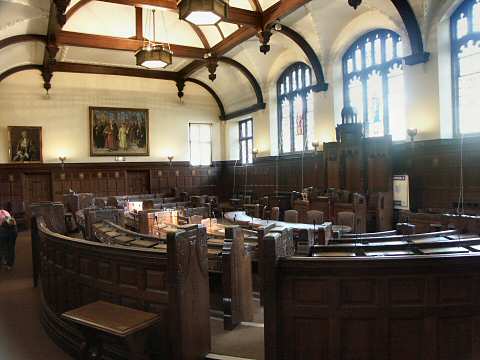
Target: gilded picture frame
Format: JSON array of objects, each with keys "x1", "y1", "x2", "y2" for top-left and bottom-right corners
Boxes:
[
  {"x1": 7, "y1": 126, "x2": 43, "y2": 163},
  {"x1": 89, "y1": 106, "x2": 149, "y2": 157}
]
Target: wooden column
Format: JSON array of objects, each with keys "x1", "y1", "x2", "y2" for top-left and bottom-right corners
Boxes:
[
  {"x1": 167, "y1": 225, "x2": 211, "y2": 359},
  {"x1": 222, "y1": 226, "x2": 253, "y2": 330}
]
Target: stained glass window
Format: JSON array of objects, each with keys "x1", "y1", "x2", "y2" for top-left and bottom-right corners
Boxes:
[
  {"x1": 277, "y1": 62, "x2": 314, "y2": 154},
  {"x1": 451, "y1": 0, "x2": 480, "y2": 135},
  {"x1": 342, "y1": 29, "x2": 405, "y2": 139}
]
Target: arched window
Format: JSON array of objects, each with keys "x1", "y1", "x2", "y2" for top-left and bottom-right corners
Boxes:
[
  {"x1": 342, "y1": 29, "x2": 406, "y2": 140},
  {"x1": 277, "y1": 62, "x2": 314, "y2": 154},
  {"x1": 451, "y1": 0, "x2": 480, "y2": 135}
]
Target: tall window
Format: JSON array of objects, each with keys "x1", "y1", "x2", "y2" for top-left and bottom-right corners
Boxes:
[
  {"x1": 451, "y1": 0, "x2": 480, "y2": 135},
  {"x1": 342, "y1": 29, "x2": 406, "y2": 141},
  {"x1": 239, "y1": 118, "x2": 253, "y2": 164},
  {"x1": 277, "y1": 62, "x2": 314, "y2": 154},
  {"x1": 189, "y1": 123, "x2": 212, "y2": 166}
]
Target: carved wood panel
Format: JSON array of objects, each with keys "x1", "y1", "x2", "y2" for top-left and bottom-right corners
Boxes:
[
  {"x1": 126, "y1": 170, "x2": 150, "y2": 194},
  {"x1": 265, "y1": 250, "x2": 480, "y2": 360},
  {"x1": 24, "y1": 173, "x2": 52, "y2": 203}
]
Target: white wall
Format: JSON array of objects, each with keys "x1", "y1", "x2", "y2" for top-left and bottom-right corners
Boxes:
[
  {"x1": 0, "y1": 70, "x2": 222, "y2": 164},
  {"x1": 221, "y1": 5, "x2": 461, "y2": 160}
]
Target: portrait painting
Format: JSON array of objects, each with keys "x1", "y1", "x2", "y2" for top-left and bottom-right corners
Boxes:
[
  {"x1": 8, "y1": 126, "x2": 43, "y2": 163},
  {"x1": 89, "y1": 107, "x2": 149, "y2": 156}
]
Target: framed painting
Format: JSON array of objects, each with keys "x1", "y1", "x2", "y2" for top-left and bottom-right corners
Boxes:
[
  {"x1": 89, "y1": 106, "x2": 149, "y2": 156},
  {"x1": 8, "y1": 126, "x2": 43, "y2": 163}
]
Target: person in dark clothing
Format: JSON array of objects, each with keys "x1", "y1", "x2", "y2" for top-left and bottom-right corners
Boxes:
[{"x1": 0, "y1": 210, "x2": 17, "y2": 270}]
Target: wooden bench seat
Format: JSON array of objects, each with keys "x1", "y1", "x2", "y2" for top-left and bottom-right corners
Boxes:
[{"x1": 62, "y1": 300, "x2": 160, "y2": 337}]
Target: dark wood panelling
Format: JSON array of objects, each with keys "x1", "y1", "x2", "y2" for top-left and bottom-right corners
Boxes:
[
  {"x1": 24, "y1": 173, "x2": 52, "y2": 203},
  {"x1": 220, "y1": 153, "x2": 325, "y2": 199},
  {"x1": 126, "y1": 170, "x2": 150, "y2": 194},
  {"x1": 264, "y1": 232, "x2": 480, "y2": 360},
  {"x1": 1, "y1": 136, "x2": 480, "y2": 215},
  {"x1": 220, "y1": 136, "x2": 480, "y2": 213},
  {"x1": 34, "y1": 216, "x2": 211, "y2": 359},
  {"x1": 0, "y1": 162, "x2": 220, "y2": 213},
  {"x1": 393, "y1": 137, "x2": 480, "y2": 211}
]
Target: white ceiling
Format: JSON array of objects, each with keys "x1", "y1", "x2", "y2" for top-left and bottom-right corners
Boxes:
[{"x1": 0, "y1": 0, "x2": 461, "y2": 113}]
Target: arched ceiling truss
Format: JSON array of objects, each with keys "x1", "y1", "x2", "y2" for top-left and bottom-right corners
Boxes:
[
  {"x1": 1, "y1": 0, "x2": 432, "y2": 121},
  {"x1": 389, "y1": 0, "x2": 430, "y2": 64},
  {"x1": 277, "y1": 25, "x2": 328, "y2": 92},
  {"x1": 0, "y1": 64, "x2": 43, "y2": 82},
  {"x1": 0, "y1": 34, "x2": 47, "y2": 50}
]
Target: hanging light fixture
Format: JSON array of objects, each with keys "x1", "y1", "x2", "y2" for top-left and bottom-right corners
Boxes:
[
  {"x1": 178, "y1": 0, "x2": 228, "y2": 26},
  {"x1": 135, "y1": 9, "x2": 173, "y2": 69}
]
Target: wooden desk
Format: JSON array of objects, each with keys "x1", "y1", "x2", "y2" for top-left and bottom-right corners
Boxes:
[{"x1": 63, "y1": 301, "x2": 160, "y2": 360}]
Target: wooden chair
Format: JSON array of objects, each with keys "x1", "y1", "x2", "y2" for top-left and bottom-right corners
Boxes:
[
  {"x1": 142, "y1": 200, "x2": 154, "y2": 211},
  {"x1": 306, "y1": 210, "x2": 324, "y2": 225},
  {"x1": 270, "y1": 207, "x2": 280, "y2": 221},
  {"x1": 94, "y1": 198, "x2": 106, "y2": 208},
  {"x1": 106, "y1": 197, "x2": 119, "y2": 208},
  {"x1": 337, "y1": 211, "x2": 355, "y2": 231},
  {"x1": 284, "y1": 210, "x2": 299, "y2": 223}
]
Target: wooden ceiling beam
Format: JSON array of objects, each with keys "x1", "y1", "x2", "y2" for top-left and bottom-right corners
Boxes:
[
  {"x1": 56, "y1": 31, "x2": 206, "y2": 58},
  {"x1": 223, "y1": 102, "x2": 264, "y2": 121},
  {"x1": 262, "y1": 0, "x2": 311, "y2": 27},
  {"x1": 178, "y1": 60, "x2": 205, "y2": 78},
  {"x1": 189, "y1": 24, "x2": 210, "y2": 49},
  {"x1": 277, "y1": 25, "x2": 328, "y2": 92},
  {"x1": 0, "y1": 64, "x2": 43, "y2": 82},
  {"x1": 389, "y1": 0, "x2": 430, "y2": 64},
  {"x1": 210, "y1": 26, "x2": 258, "y2": 56},
  {"x1": 65, "y1": 0, "x2": 259, "y2": 26},
  {"x1": 66, "y1": 0, "x2": 93, "y2": 21},
  {"x1": 218, "y1": 56, "x2": 264, "y2": 104},
  {"x1": 225, "y1": 7, "x2": 260, "y2": 27},
  {"x1": 100, "y1": 0, "x2": 177, "y2": 9},
  {"x1": 247, "y1": 0, "x2": 262, "y2": 13},
  {"x1": 0, "y1": 34, "x2": 47, "y2": 50},
  {"x1": 53, "y1": 61, "x2": 179, "y2": 80},
  {"x1": 185, "y1": 78, "x2": 226, "y2": 119},
  {"x1": 135, "y1": 7, "x2": 143, "y2": 40}
]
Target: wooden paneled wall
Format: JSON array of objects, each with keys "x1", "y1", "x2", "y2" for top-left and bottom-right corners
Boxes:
[
  {"x1": 0, "y1": 162, "x2": 220, "y2": 210},
  {"x1": 221, "y1": 137, "x2": 480, "y2": 211},
  {"x1": 393, "y1": 137, "x2": 480, "y2": 211},
  {"x1": 1, "y1": 137, "x2": 480, "y2": 213},
  {"x1": 219, "y1": 153, "x2": 325, "y2": 199},
  {"x1": 264, "y1": 232, "x2": 480, "y2": 360}
]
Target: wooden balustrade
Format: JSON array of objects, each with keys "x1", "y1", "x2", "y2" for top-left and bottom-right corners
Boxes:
[{"x1": 33, "y1": 214, "x2": 211, "y2": 360}]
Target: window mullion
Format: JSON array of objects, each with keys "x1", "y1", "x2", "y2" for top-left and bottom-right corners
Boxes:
[
  {"x1": 362, "y1": 73, "x2": 369, "y2": 136},
  {"x1": 381, "y1": 36, "x2": 390, "y2": 137},
  {"x1": 289, "y1": 96, "x2": 294, "y2": 153},
  {"x1": 304, "y1": 91, "x2": 309, "y2": 150}
]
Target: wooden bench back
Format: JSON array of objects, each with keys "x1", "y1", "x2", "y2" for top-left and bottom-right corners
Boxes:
[
  {"x1": 263, "y1": 233, "x2": 480, "y2": 360},
  {"x1": 35, "y1": 217, "x2": 210, "y2": 360}
]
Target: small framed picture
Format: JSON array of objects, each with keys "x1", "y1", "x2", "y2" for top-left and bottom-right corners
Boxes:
[{"x1": 8, "y1": 126, "x2": 43, "y2": 163}]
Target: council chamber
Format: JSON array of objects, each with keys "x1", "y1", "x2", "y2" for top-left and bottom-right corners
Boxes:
[{"x1": 1, "y1": 0, "x2": 480, "y2": 359}]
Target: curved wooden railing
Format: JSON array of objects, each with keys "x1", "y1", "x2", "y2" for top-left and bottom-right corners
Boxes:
[{"x1": 33, "y1": 215, "x2": 210, "y2": 360}]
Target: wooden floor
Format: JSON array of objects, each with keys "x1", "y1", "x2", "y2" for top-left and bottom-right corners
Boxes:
[{"x1": 0, "y1": 232, "x2": 264, "y2": 360}]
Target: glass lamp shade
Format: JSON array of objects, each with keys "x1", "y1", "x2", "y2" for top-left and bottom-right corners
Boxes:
[
  {"x1": 179, "y1": 0, "x2": 228, "y2": 25},
  {"x1": 135, "y1": 46, "x2": 173, "y2": 69}
]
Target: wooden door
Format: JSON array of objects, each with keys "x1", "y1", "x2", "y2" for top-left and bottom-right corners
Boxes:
[
  {"x1": 24, "y1": 173, "x2": 52, "y2": 203},
  {"x1": 126, "y1": 170, "x2": 150, "y2": 195}
]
